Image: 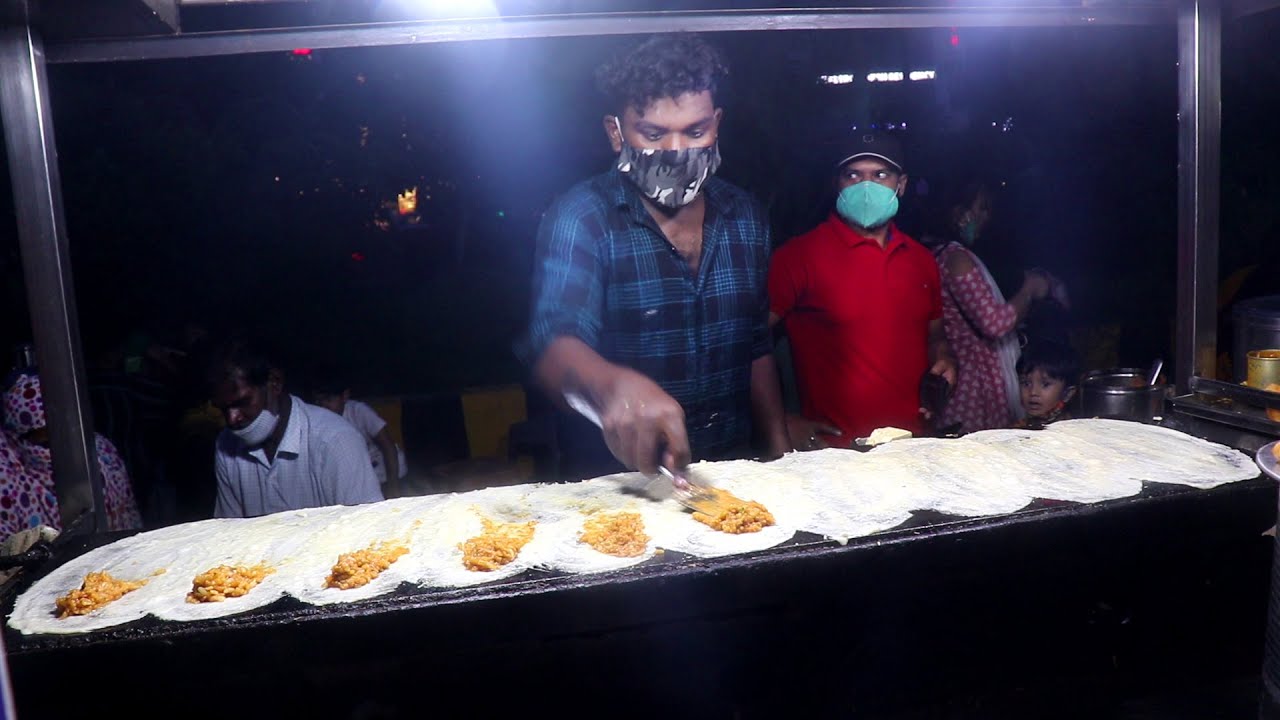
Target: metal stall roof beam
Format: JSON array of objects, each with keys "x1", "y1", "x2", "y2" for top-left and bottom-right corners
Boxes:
[
  {"x1": 1228, "y1": 0, "x2": 1280, "y2": 21},
  {"x1": 0, "y1": 1, "x2": 103, "y2": 533},
  {"x1": 36, "y1": 0, "x2": 178, "y2": 42},
  {"x1": 1175, "y1": 0, "x2": 1221, "y2": 392},
  {"x1": 46, "y1": 4, "x2": 1175, "y2": 64}
]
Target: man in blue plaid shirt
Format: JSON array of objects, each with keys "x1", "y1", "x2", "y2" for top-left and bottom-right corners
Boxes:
[{"x1": 523, "y1": 34, "x2": 790, "y2": 480}]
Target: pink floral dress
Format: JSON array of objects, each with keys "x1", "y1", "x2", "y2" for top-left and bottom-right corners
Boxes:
[
  {"x1": 935, "y1": 243, "x2": 1021, "y2": 433},
  {"x1": 7, "y1": 436, "x2": 143, "y2": 535},
  {"x1": 1, "y1": 372, "x2": 142, "y2": 539},
  {"x1": 0, "y1": 431, "x2": 60, "y2": 538}
]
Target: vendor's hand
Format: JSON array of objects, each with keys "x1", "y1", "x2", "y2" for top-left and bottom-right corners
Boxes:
[
  {"x1": 763, "y1": 434, "x2": 792, "y2": 461},
  {"x1": 787, "y1": 413, "x2": 842, "y2": 451},
  {"x1": 599, "y1": 369, "x2": 690, "y2": 476}
]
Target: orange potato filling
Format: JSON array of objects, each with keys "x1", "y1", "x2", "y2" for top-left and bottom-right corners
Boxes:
[
  {"x1": 460, "y1": 518, "x2": 536, "y2": 572},
  {"x1": 186, "y1": 564, "x2": 275, "y2": 603},
  {"x1": 579, "y1": 512, "x2": 649, "y2": 557},
  {"x1": 691, "y1": 488, "x2": 776, "y2": 534},
  {"x1": 55, "y1": 572, "x2": 147, "y2": 618},
  {"x1": 325, "y1": 543, "x2": 409, "y2": 590}
]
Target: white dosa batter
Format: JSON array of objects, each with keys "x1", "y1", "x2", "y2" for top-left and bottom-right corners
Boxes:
[{"x1": 8, "y1": 419, "x2": 1257, "y2": 635}]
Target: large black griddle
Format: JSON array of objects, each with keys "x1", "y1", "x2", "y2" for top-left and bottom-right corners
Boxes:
[
  {"x1": 2, "y1": 474, "x2": 1275, "y2": 717},
  {"x1": 0, "y1": 481, "x2": 1240, "y2": 654}
]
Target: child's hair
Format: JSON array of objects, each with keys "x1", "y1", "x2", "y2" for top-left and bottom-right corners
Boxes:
[{"x1": 1016, "y1": 340, "x2": 1081, "y2": 386}]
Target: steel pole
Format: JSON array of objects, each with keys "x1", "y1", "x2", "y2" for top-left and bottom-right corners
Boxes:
[
  {"x1": 0, "y1": 1, "x2": 102, "y2": 532},
  {"x1": 1174, "y1": 0, "x2": 1221, "y2": 393}
]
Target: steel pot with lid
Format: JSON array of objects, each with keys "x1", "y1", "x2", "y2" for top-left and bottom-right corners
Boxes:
[{"x1": 1076, "y1": 368, "x2": 1166, "y2": 421}]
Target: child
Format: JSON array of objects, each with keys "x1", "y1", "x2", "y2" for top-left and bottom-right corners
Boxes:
[
  {"x1": 1013, "y1": 341, "x2": 1081, "y2": 429},
  {"x1": 312, "y1": 381, "x2": 407, "y2": 498}
]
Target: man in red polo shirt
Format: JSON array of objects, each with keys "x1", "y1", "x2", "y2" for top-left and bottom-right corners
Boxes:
[{"x1": 769, "y1": 134, "x2": 956, "y2": 448}]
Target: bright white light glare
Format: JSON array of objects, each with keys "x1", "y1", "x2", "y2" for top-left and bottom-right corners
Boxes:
[
  {"x1": 866, "y1": 71, "x2": 905, "y2": 83},
  {"x1": 380, "y1": 0, "x2": 499, "y2": 19},
  {"x1": 819, "y1": 74, "x2": 855, "y2": 85},
  {"x1": 909, "y1": 70, "x2": 937, "y2": 81}
]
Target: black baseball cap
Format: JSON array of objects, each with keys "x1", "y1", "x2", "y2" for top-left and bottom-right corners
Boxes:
[{"x1": 836, "y1": 133, "x2": 905, "y2": 173}]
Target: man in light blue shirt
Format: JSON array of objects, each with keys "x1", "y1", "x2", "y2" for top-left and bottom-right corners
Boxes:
[{"x1": 208, "y1": 343, "x2": 382, "y2": 518}]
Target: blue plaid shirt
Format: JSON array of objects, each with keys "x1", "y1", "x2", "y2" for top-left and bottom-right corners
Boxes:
[{"x1": 523, "y1": 167, "x2": 773, "y2": 476}]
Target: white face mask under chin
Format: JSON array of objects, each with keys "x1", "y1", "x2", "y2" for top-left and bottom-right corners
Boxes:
[{"x1": 231, "y1": 407, "x2": 279, "y2": 447}]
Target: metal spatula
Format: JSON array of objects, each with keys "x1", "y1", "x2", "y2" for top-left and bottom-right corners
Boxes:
[
  {"x1": 654, "y1": 465, "x2": 724, "y2": 514},
  {"x1": 563, "y1": 392, "x2": 718, "y2": 512}
]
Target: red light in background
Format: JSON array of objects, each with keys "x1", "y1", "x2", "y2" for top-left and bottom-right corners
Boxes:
[
  {"x1": 950, "y1": 31, "x2": 959, "y2": 47},
  {"x1": 351, "y1": 252, "x2": 365, "y2": 262},
  {"x1": 292, "y1": 48, "x2": 312, "y2": 56}
]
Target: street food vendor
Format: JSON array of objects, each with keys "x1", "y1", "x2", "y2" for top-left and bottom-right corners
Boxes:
[
  {"x1": 207, "y1": 342, "x2": 382, "y2": 518},
  {"x1": 769, "y1": 134, "x2": 957, "y2": 447},
  {"x1": 522, "y1": 33, "x2": 789, "y2": 480}
]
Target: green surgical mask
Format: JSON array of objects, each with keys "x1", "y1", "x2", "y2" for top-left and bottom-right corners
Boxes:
[{"x1": 836, "y1": 181, "x2": 899, "y2": 229}]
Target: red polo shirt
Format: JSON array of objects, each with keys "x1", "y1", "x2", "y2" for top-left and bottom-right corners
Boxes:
[{"x1": 769, "y1": 215, "x2": 942, "y2": 439}]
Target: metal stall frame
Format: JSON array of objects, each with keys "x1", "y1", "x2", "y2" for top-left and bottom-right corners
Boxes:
[
  {"x1": 0, "y1": 0, "x2": 103, "y2": 534},
  {"x1": 6, "y1": 0, "x2": 1257, "y2": 537},
  {"x1": 0, "y1": 0, "x2": 1277, "y2": 714},
  {"x1": 1176, "y1": 0, "x2": 1221, "y2": 396}
]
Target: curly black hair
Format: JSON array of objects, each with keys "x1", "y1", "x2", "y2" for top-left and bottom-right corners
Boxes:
[{"x1": 595, "y1": 33, "x2": 729, "y2": 116}]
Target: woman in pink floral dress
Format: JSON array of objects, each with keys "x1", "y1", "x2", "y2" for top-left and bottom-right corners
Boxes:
[
  {"x1": 0, "y1": 372, "x2": 142, "y2": 540},
  {"x1": 931, "y1": 182, "x2": 1053, "y2": 433}
]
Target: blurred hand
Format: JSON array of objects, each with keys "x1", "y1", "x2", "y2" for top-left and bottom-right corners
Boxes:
[
  {"x1": 143, "y1": 344, "x2": 186, "y2": 376},
  {"x1": 920, "y1": 356, "x2": 957, "y2": 421},
  {"x1": 1048, "y1": 274, "x2": 1071, "y2": 310},
  {"x1": 929, "y1": 355, "x2": 958, "y2": 388},
  {"x1": 1022, "y1": 270, "x2": 1052, "y2": 300},
  {"x1": 147, "y1": 344, "x2": 186, "y2": 359},
  {"x1": 599, "y1": 369, "x2": 690, "y2": 476},
  {"x1": 786, "y1": 414, "x2": 843, "y2": 451}
]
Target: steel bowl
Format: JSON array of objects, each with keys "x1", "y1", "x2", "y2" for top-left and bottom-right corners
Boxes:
[{"x1": 1076, "y1": 368, "x2": 1166, "y2": 421}]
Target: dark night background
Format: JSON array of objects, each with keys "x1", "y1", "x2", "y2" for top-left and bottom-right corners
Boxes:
[{"x1": 1, "y1": 4, "x2": 1278, "y2": 399}]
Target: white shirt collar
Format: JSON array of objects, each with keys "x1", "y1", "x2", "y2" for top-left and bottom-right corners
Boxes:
[{"x1": 247, "y1": 395, "x2": 304, "y2": 465}]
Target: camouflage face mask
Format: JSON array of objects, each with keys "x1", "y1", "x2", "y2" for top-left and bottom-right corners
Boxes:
[{"x1": 615, "y1": 118, "x2": 721, "y2": 210}]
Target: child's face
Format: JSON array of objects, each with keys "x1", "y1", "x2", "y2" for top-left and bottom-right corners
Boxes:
[{"x1": 1020, "y1": 368, "x2": 1069, "y2": 417}]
